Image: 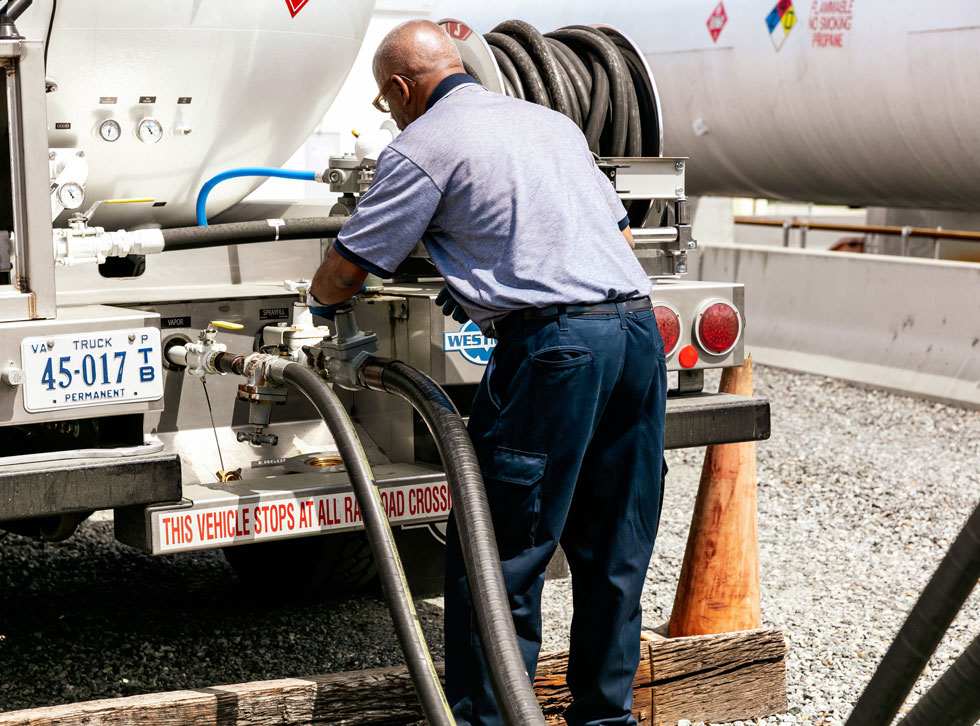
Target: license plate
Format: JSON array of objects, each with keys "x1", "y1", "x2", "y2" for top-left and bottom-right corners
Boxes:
[{"x1": 20, "y1": 327, "x2": 164, "y2": 413}]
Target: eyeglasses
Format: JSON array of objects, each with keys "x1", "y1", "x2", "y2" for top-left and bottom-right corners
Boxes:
[{"x1": 372, "y1": 75, "x2": 416, "y2": 113}]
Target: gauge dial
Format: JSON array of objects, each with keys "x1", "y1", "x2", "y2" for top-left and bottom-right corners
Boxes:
[
  {"x1": 137, "y1": 118, "x2": 163, "y2": 144},
  {"x1": 57, "y1": 182, "x2": 85, "y2": 210},
  {"x1": 98, "y1": 118, "x2": 121, "y2": 143}
]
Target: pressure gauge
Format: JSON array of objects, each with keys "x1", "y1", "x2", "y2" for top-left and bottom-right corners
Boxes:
[
  {"x1": 57, "y1": 181, "x2": 84, "y2": 210},
  {"x1": 98, "y1": 118, "x2": 121, "y2": 143},
  {"x1": 137, "y1": 118, "x2": 163, "y2": 144}
]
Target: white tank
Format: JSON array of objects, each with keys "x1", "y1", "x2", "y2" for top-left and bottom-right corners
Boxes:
[
  {"x1": 19, "y1": 0, "x2": 374, "y2": 229},
  {"x1": 428, "y1": 1, "x2": 980, "y2": 211}
]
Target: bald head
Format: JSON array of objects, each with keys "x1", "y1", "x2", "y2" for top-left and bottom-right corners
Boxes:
[
  {"x1": 373, "y1": 20, "x2": 465, "y2": 86},
  {"x1": 371, "y1": 20, "x2": 466, "y2": 129}
]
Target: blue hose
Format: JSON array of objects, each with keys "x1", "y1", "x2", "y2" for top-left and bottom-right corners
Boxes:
[{"x1": 195, "y1": 167, "x2": 318, "y2": 226}]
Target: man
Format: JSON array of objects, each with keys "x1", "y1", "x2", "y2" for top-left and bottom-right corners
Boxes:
[{"x1": 310, "y1": 20, "x2": 667, "y2": 726}]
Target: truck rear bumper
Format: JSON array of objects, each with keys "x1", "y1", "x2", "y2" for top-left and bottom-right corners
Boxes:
[
  {"x1": 665, "y1": 392, "x2": 770, "y2": 449},
  {"x1": 114, "y1": 391, "x2": 769, "y2": 555},
  {"x1": 0, "y1": 449, "x2": 181, "y2": 521}
]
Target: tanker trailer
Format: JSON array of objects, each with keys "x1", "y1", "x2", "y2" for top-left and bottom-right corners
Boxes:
[
  {"x1": 429, "y1": 0, "x2": 980, "y2": 213},
  {"x1": 0, "y1": 2, "x2": 769, "y2": 598}
]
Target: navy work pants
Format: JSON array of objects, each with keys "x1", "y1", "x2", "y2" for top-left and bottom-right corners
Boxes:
[{"x1": 445, "y1": 302, "x2": 668, "y2": 726}]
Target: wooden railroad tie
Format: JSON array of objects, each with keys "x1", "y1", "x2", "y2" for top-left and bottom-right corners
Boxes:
[{"x1": 0, "y1": 626, "x2": 786, "y2": 726}]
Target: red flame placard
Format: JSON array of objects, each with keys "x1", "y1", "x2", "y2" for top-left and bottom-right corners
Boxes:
[{"x1": 285, "y1": 0, "x2": 310, "y2": 18}]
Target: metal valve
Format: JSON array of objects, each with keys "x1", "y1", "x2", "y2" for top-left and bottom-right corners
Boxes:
[
  {"x1": 260, "y1": 281, "x2": 332, "y2": 361},
  {"x1": 168, "y1": 320, "x2": 241, "y2": 377}
]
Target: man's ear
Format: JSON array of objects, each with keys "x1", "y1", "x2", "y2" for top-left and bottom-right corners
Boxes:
[{"x1": 394, "y1": 76, "x2": 412, "y2": 104}]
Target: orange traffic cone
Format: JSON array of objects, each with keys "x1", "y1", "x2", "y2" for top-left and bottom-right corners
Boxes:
[{"x1": 668, "y1": 355, "x2": 761, "y2": 637}]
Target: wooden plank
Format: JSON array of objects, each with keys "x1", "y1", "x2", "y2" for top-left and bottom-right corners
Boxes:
[
  {"x1": 0, "y1": 669, "x2": 425, "y2": 726},
  {"x1": 646, "y1": 627, "x2": 786, "y2": 680},
  {"x1": 0, "y1": 629, "x2": 786, "y2": 726},
  {"x1": 532, "y1": 637, "x2": 655, "y2": 717},
  {"x1": 645, "y1": 628, "x2": 788, "y2": 726},
  {"x1": 651, "y1": 659, "x2": 786, "y2": 726}
]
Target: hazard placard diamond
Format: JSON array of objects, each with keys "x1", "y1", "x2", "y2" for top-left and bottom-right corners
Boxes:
[
  {"x1": 285, "y1": 0, "x2": 310, "y2": 18},
  {"x1": 707, "y1": 1, "x2": 728, "y2": 43}
]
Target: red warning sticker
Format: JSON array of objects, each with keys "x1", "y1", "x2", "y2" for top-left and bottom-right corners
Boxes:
[
  {"x1": 707, "y1": 1, "x2": 729, "y2": 43},
  {"x1": 809, "y1": 0, "x2": 854, "y2": 48},
  {"x1": 443, "y1": 20, "x2": 473, "y2": 41},
  {"x1": 285, "y1": 0, "x2": 310, "y2": 18},
  {"x1": 153, "y1": 480, "x2": 452, "y2": 553}
]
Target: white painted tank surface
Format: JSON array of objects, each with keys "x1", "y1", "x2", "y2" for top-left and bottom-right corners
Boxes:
[
  {"x1": 429, "y1": 1, "x2": 980, "y2": 210},
  {"x1": 19, "y1": 0, "x2": 374, "y2": 229}
]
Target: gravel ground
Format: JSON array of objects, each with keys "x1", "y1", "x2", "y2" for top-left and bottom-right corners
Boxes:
[{"x1": 1, "y1": 364, "x2": 977, "y2": 724}]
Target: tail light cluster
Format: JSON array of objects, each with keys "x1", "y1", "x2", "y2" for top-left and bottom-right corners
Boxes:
[
  {"x1": 695, "y1": 300, "x2": 742, "y2": 355},
  {"x1": 652, "y1": 303, "x2": 681, "y2": 356},
  {"x1": 651, "y1": 298, "x2": 743, "y2": 367}
]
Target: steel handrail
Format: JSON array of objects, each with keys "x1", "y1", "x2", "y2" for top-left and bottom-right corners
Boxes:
[{"x1": 734, "y1": 216, "x2": 980, "y2": 243}]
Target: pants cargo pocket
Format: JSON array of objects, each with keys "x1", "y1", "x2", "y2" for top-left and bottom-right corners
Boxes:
[
  {"x1": 637, "y1": 455, "x2": 668, "y2": 543},
  {"x1": 482, "y1": 446, "x2": 548, "y2": 557}
]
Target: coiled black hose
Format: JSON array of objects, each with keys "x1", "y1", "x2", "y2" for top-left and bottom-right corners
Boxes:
[
  {"x1": 483, "y1": 21, "x2": 659, "y2": 225},
  {"x1": 484, "y1": 21, "x2": 660, "y2": 158},
  {"x1": 361, "y1": 358, "x2": 546, "y2": 726},
  {"x1": 210, "y1": 353, "x2": 453, "y2": 724},
  {"x1": 846, "y1": 501, "x2": 980, "y2": 726}
]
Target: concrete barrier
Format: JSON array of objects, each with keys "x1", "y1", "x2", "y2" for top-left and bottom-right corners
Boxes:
[{"x1": 694, "y1": 244, "x2": 980, "y2": 409}]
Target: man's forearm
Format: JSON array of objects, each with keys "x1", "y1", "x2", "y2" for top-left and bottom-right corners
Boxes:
[{"x1": 310, "y1": 244, "x2": 369, "y2": 304}]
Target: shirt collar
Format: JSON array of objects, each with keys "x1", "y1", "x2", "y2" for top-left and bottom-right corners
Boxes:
[{"x1": 425, "y1": 73, "x2": 479, "y2": 111}]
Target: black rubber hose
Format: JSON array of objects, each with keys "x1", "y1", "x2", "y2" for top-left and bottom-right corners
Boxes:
[
  {"x1": 846, "y1": 502, "x2": 980, "y2": 726},
  {"x1": 898, "y1": 633, "x2": 980, "y2": 726},
  {"x1": 43, "y1": 0, "x2": 57, "y2": 69},
  {"x1": 545, "y1": 27, "x2": 630, "y2": 156},
  {"x1": 581, "y1": 53, "x2": 611, "y2": 153},
  {"x1": 281, "y1": 363, "x2": 454, "y2": 726},
  {"x1": 491, "y1": 45, "x2": 526, "y2": 100},
  {"x1": 549, "y1": 36, "x2": 593, "y2": 95},
  {"x1": 485, "y1": 32, "x2": 549, "y2": 107},
  {"x1": 603, "y1": 30, "x2": 661, "y2": 156},
  {"x1": 361, "y1": 359, "x2": 546, "y2": 726},
  {"x1": 493, "y1": 20, "x2": 573, "y2": 120},
  {"x1": 545, "y1": 39, "x2": 583, "y2": 128},
  {"x1": 563, "y1": 25, "x2": 642, "y2": 156},
  {"x1": 160, "y1": 216, "x2": 345, "y2": 251},
  {"x1": 547, "y1": 38, "x2": 591, "y2": 120}
]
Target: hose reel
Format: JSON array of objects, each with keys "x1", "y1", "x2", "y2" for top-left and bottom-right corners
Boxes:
[{"x1": 442, "y1": 18, "x2": 664, "y2": 226}]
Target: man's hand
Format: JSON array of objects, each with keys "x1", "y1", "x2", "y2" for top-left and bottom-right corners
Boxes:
[
  {"x1": 436, "y1": 286, "x2": 469, "y2": 324},
  {"x1": 311, "y1": 244, "x2": 369, "y2": 306}
]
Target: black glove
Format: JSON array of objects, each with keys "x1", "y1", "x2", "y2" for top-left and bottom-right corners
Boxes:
[{"x1": 435, "y1": 286, "x2": 469, "y2": 324}]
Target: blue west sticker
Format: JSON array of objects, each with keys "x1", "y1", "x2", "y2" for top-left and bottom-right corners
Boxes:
[{"x1": 443, "y1": 320, "x2": 496, "y2": 366}]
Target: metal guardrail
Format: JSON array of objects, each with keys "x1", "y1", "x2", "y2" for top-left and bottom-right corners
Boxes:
[{"x1": 734, "y1": 216, "x2": 980, "y2": 256}]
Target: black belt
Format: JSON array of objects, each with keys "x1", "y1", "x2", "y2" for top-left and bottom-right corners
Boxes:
[
  {"x1": 488, "y1": 296, "x2": 651, "y2": 337},
  {"x1": 517, "y1": 296, "x2": 651, "y2": 320}
]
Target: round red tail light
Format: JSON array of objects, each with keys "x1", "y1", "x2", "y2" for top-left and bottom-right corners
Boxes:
[
  {"x1": 652, "y1": 303, "x2": 681, "y2": 356},
  {"x1": 695, "y1": 300, "x2": 742, "y2": 355}
]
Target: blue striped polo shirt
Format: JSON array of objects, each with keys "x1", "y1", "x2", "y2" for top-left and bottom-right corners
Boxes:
[{"x1": 334, "y1": 74, "x2": 652, "y2": 327}]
